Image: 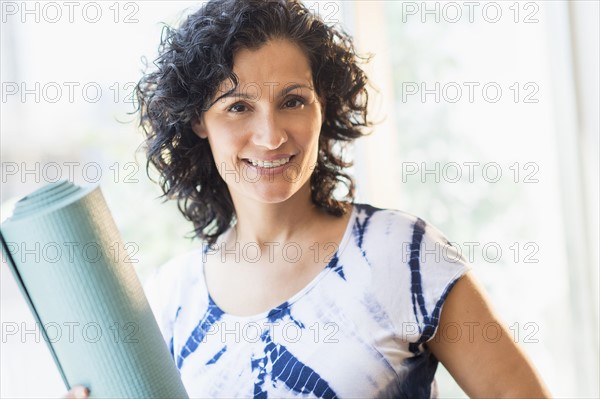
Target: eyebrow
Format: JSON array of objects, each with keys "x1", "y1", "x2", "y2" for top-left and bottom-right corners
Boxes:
[
  {"x1": 210, "y1": 83, "x2": 314, "y2": 106},
  {"x1": 281, "y1": 83, "x2": 314, "y2": 96}
]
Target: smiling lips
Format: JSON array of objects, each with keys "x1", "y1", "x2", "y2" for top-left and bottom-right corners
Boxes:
[{"x1": 243, "y1": 156, "x2": 293, "y2": 169}]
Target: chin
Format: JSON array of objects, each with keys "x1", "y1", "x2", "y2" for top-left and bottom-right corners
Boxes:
[
  {"x1": 249, "y1": 187, "x2": 298, "y2": 204},
  {"x1": 235, "y1": 179, "x2": 309, "y2": 205}
]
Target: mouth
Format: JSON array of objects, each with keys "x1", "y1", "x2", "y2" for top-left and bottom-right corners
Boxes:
[{"x1": 242, "y1": 155, "x2": 295, "y2": 169}]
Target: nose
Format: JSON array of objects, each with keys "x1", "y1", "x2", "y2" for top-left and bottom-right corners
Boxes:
[{"x1": 250, "y1": 111, "x2": 288, "y2": 150}]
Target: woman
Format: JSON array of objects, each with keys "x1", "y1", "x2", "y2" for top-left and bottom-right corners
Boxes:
[{"x1": 67, "y1": 0, "x2": 550, "y2": 397}]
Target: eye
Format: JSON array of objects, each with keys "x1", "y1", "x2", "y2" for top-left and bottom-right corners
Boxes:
[
  {"x1": 227, "y1": 102, "x2": 248, "y2": 113},
  {"x1": 283, "y1": 97, "x2": 305, "y2": 109}
]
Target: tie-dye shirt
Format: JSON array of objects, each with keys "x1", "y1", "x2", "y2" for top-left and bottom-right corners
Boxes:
[{"x1": 144, "y1": 204, "x2": 471, "y2": 398}]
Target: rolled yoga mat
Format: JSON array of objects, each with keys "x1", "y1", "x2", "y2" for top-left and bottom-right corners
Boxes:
[{"x1": 0, "y1": 180, "x2": 188, "y2": 398}]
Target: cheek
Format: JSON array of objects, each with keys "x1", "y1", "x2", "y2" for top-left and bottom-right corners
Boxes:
[
  {"x1": 291, "y1": 113, "x2": 322, "y2": 145},
  {"x1": 206, "y1": 123, "x2": 245, "y2": 161},
  {"x1": 307, "y1": 122, "x2": 322, "y2": 154},
  {"x1": 299, "y1": 125, "x2": 321, "y2": 163}
]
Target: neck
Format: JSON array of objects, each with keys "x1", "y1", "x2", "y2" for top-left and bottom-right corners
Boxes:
[{"x1": 229, "y1": 183, "x2": 321, "y2": 245}]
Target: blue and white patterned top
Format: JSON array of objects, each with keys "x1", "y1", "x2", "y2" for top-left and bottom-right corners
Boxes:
[{"x1": 145, "y1": 204, "x2": 471, "y2": 398}]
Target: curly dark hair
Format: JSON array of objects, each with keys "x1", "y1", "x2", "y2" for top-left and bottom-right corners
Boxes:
[{"x1": 136, "y1": 0, "x2": 371, "y2": 244}]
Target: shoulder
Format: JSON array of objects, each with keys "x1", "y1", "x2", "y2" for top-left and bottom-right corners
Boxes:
[
  {"x1": 350, "y1": 203, "x2": 472, "y2": 341},
  {"x1": 350, "y1": 202, "x2": 470, "y2": 283},
  {"x1": 352, "y1": 203, "x2": 455, "y2": 251},
  {"x1": 143, "y1": 246, "x2": 206, "y2": 328},
  {"x1": 144, "y1": 247, "x2": 205, "y2": 293}
]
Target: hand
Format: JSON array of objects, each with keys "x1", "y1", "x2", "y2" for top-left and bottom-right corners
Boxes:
[{"x1": 62, "y1": 386, "x2": 89, "y2": 399}]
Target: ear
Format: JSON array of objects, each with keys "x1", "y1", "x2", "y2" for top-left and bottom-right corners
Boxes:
[{"x1": 191, "y1": 116, "x2": 208, "y2": 139}]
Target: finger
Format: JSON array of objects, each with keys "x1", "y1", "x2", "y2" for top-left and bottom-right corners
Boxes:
[{"x1": 63, "y1": 386, "x2": 89, "y2": 399}]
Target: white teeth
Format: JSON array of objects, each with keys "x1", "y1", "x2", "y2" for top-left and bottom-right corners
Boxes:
[{"x1": 247, "y1": 157, "x2": 291, "y2": 168}]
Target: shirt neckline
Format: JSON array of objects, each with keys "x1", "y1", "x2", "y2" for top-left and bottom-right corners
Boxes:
[{"x1": 200, "y1": 204, "x2": 356, "y2": 322}]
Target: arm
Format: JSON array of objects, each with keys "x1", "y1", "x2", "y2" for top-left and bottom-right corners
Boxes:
[{"x1": 427, "y1": 271, "x2": 552, "y2": 398}]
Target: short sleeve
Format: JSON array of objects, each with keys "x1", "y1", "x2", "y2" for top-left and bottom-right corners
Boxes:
[
  {"x1": 143, "y1": 266, "x2": 177, "y2": 347},
  {"x1": 142, "y1": 248, "x2": 203, "y2": 352},
  {"x1": 409, "y1": 217, "x2": 472, "y2": 344},
  {"x1": 355, "y1": 206, "x2": 471, "y2": 348}
]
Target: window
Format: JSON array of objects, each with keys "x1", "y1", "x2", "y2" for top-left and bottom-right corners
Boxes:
[{"x1": 342, "y1": 1, "x2": 599, "y2": 397}]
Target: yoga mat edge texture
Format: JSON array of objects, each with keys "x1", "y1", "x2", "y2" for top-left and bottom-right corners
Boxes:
[{"x1": 1, "y1": 180, "x2": 189, "y2": 398}]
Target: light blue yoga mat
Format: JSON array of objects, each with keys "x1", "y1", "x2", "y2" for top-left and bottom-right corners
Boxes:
[{"x1": 0, "y1": 180, "x2": 188, "y2": 398}]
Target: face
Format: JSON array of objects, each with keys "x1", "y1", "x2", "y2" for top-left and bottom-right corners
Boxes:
[{"x1": 192, "y1": 39, "x2": 325, "y2": 205}]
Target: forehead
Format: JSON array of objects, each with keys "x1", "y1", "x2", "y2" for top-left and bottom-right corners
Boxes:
[{"x1": 219, "y1": 39, "x2": 314, "y2": 93}]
